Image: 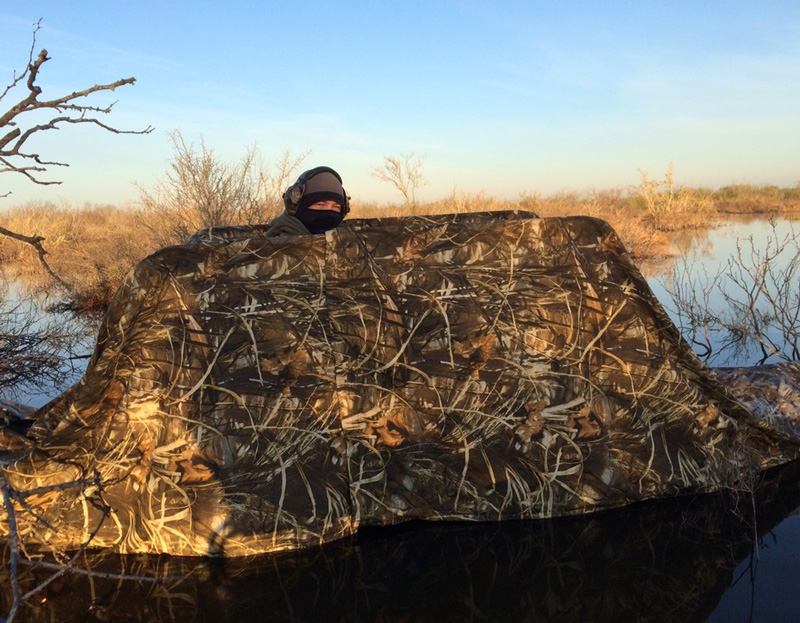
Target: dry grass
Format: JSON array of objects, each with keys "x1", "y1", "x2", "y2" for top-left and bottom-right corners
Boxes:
[
  {"x1": 0, "y1": 203, "x2": 158, "y2": 311},
  {"x1": 2, "y1": 178, "x2": 799, "y2": 313},
  {"x1": 358, "y1": 187, "x2": 671, "y2": 260},
  {"x1": 713, "y1": 184, "x2": 800, "y2": 214}
]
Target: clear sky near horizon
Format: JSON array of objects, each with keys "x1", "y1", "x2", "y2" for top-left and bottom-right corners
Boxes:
[{"x1": 1, "y1": 1, "x2": 799, "y2": 209}]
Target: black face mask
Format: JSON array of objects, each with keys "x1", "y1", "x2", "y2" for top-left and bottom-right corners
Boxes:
[{"x1": 297, "y1": 209, "x2": 343, "y2": 234}]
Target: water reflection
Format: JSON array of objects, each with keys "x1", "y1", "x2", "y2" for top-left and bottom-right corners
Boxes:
[
  {"x1": 650, "y1": 217, "x2": 800, "y2": 367},
  {"x1": 0, "y1": 276, "x2": 95, "y2": 407},
  {"x1": 4, "y1": 459, "x2": 800, "y2": 622}
]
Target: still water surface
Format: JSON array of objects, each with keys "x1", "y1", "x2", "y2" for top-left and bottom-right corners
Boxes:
[
  {"x1": 4, "y1": 218, "x2": 800, "y2": 622},
  {"x1": 649, "y1": 217, "x2": 800, "y2": 367},
  {"x1": 651, "y1": 217, "x2": 800, "y2": 623},
  {"x1": 8, "y1": 462, "x2": 800, "y2": 622}
]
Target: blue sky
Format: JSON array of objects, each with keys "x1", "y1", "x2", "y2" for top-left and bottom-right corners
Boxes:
[{"x1": 1, "y1": 1, "x2": 799, "y2": 208}]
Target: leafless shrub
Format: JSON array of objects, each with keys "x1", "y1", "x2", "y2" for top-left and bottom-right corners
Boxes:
[
  {"x1": 0, "y1": 279, "x2": 91, "y2": 401},
  {"x1": 663, "y1": 220, "x2": 800, "y2": 365},
  {"x1": 137, "y1": 131, "x2": 308, "y2": 246},
  {"x1": 638, "y1": 164, "x2": 713, "y2": 231},
  {"x1": 371, "y1": 152, "x2": 427, "y2": 206},
  {"x1": 258, "y1": 149, "x2": 311, "y2": 214}
]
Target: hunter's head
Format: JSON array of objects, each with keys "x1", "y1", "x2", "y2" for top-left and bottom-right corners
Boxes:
[{"x1": 283, "y1": 166, "x2": 349, "y2": 234}]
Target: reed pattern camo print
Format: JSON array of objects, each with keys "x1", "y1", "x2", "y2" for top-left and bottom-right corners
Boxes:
[{"x1": 1, "y1": 211, "x2": 797, "y2": 556}]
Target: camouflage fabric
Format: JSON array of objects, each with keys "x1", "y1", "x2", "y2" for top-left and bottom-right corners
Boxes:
[
  {"x1": 5, "y1": 458, "x2": 800, "y2": 622},
  {"x1": 713, "y1": 363, "x2": 800, "y2": 439},
  {"x1": 1, "y1": 211, "x2": 797, "y2": 556}
]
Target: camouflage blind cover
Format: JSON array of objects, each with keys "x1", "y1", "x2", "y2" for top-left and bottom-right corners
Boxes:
[{"x1": 1, "y1": 210, "x2": 797, "y2": 556}]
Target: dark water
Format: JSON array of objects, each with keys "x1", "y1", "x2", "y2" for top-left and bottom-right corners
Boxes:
[
  {"x1": 3, "y1": 218, "x2": 800, "y2": 622},
  {"x1": 4, "y1": 460, "x2": 800, "y2": 622},
  {"x1": 651, "y1": 217, "x2": 800, "y2": 623}
]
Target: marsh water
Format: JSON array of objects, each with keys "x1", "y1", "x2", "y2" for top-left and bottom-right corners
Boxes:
[
  {"x1": 650, "y1": 217, "x2": 799, "y2": 368},
  {"x1": 651, "y1": 217, "x2": 800, "y2": 623},
  {"x1": 3, "y1": 217, "x2": 800, "y2": 622}
]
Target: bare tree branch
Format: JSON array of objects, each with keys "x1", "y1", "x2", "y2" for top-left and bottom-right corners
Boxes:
[
  {"x1": 0, "y1": 476, "x2": 22, "y2": 623},
  {"x1": 0, "y1": 20, "x2": 153, "y2": 186},
  {"x1": 0, "y1": 471, "x2": 113, "y2": 621},
  {"x1": 0, "y1": 18, "x2": 152, "y2": 289},
  {"x1": 0, "y1": 225, "x2": 73, "y2": 291}
]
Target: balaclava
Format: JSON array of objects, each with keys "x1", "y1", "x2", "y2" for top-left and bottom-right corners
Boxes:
[{"x1": 295, "y1": 170, "x2": 347, "y2": 234}]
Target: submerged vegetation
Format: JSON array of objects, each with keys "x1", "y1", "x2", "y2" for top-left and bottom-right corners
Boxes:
[{"x1": 665, "y1": 219, "x2": 800, "y2": 366}]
